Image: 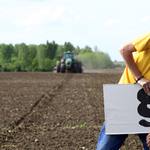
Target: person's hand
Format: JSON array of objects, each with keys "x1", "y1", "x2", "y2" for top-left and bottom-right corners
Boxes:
[
  {"x1": 146, "y1": 133, "x2": 150, "y2": 147},
  {"x1": 138, "y1": 78, "x2": 150, "y2": 95}
]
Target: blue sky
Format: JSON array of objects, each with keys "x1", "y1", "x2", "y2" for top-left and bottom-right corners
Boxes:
[{"x1": 0, "y1": 0, "x2": 150, "y2": 61}]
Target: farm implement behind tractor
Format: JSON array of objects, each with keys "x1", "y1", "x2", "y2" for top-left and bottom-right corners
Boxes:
[{"x1": 56, "y1": 51, "x2": 83, "y2": 73}]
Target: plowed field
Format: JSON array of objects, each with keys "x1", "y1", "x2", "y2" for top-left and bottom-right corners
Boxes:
[{"x1": 0, "y1": 71, "x2": 145, "y2": 149}]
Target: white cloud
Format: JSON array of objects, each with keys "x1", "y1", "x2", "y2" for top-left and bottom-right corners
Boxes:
[
  {"x1": 14, "y1": 5, "x2": 66, "y2": 26},
  {"x1": 119, "y1": 29, "x2": 134, "y2": 35},
  {"x1": 69, "y1": 10, "x2": 73, "y2": 15},
  {"x1": 139, "y1": 16, "x2": 150, "y2": 23},
  {"x1": 61, "y1": 18, "x2": 72, "y2": 23},
  {"x1": 122, "y1": 21, "x2": 133, "y2": 26},
  {"x1": 75, "y1": 14, "x2": 81, "y2": 21},
  {"x1": 105, "y1": 19, "x2": 120, "y2": 26},
  {"x1": 25, "y1": 26, "x2": 33, "y2": 32},
  {"x1": 87, "y1": 16, "x2": 92, "y2": 21}
]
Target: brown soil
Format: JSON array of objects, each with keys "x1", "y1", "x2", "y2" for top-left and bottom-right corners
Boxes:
[{"x1": 0, "y1": 72, "x2": 145, "y2": 149}]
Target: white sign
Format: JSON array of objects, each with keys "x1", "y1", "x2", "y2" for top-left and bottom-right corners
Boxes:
[{"x1": 104, "y1": 84, "x2": 150, "y2": 135}]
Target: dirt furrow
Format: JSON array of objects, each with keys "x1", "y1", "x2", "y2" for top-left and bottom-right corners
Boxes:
[
  {"x1": 0, "y1": 73, "x2": 73, "y2": 148},
  {"x1": 13, "y1": 73, "x2": 73, "y2": 130},
  {"x1": 0, "y1": 73, "x2": 98, "y2": 149},
  {"x1": 0, "y1": 72, "x2": 146, "y2": 150}
]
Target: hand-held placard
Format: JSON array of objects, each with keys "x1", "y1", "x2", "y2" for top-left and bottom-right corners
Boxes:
[
  {"x1": 139, "y1": 119, "x2": 150, "y2": 127},
  {"x1": 137, "y1": 88, "x2": 150, "y2": 127}
]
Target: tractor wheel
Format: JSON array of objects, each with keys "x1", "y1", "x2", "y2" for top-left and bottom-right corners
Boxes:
[
  {"x1": 56, "y1": 61, "x2": 60, "y2": 73},
  {"x1": 60, "y1": 63, "x2": 65, "y2": 73},
  {"x1": 77, "y1": 61, "x2": 82, "y2": 73},
  {"x1": 73, "y1": 64, "x2": 78, "y2": 73}
]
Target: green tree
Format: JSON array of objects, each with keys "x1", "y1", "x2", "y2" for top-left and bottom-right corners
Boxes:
[
  {"x1": 36, "y1": 44, "x2": 46, "y2": 71},
  {"x1": 18, "y1": 43, "x2": 31, "y2": 71},
  {"x1": 44, "y1": 58, "x2": 53, "y2": 71},
  {"x1": 14, "y1": 44, "x2": 20, "y2": 57},
  {"x1": 80, "y1": 45, "x2": 92, "y2": 54},
  {"x1": 56, "y1": 45, "x2": 64, "y2": 56},
  {"x1": 28, "y1": 45, "x2": 37, "y2": 59},
  {"x1": 46, "y1": 41, "x2": 57, "y2": 60},
  {"x1": 11, "y1": 54, "x2": 20, "y2": 71},
  {"x1": 74, "y1": 46, "x2": 81, "y2": 55},
  {"x1": 32, "y1": 57, "x2": 39, "y2": 71},
  {"x1": 0, "y1": 44, "x2": 14, "y2": 71},
  {"x1": 1, "y1": 44, "x2": 13, "y2": 63},
  {"x1": 64, "y1": 42, "x2": 75, "y2": 52},
  {"x1": 55, "y1": 55, "x2": 62, "y2": 61}
]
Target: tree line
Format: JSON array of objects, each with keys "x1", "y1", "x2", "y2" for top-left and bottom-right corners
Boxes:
[{"x1": 0, "y1": 41, "x2": 114, "y2": 72}]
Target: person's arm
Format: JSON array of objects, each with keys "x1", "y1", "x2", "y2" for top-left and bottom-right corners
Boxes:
[
  {"x1": 147, "y1": 134, "x2": 150, "y2": 147},
  {"x1": 119, "y1": 41, "x2": 150, "y2": 95}
]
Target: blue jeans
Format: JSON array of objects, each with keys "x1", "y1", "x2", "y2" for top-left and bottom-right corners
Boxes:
[{"x1": 97, "y1": 122, "x2": 149, "y2": 150}]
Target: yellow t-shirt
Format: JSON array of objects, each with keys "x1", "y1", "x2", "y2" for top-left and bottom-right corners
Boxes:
[{"x1": 119, "y1": 32, "x2": 150, "y2": 84}]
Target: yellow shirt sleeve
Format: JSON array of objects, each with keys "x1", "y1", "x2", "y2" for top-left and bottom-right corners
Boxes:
[
  {"x1": 131, "y1": 32, "x2": 150, "y2": 52},
  {"x1": 119, "y1": 32, "x2": 150, "y2": 84}
]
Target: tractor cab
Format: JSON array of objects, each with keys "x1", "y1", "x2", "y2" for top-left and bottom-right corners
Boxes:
[{"x1": 63, "y1": 52, "x2": 74, "y2": 59}]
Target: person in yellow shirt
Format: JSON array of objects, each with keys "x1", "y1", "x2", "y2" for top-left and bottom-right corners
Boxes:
[{"x1": 96, "y1": 32, "x2": 150, "y2": 150}]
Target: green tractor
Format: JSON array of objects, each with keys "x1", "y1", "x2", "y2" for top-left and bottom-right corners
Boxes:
[{"x1": 56, "y1": 51, "x2": 83, "y2": 73}]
